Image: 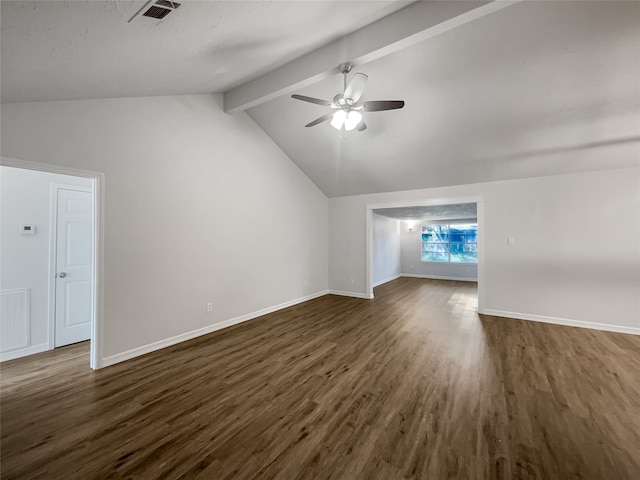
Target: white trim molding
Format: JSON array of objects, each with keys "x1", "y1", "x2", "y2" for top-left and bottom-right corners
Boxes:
[
  {"x1": 101, "y1": 290, "x2": 330, "y2": 367},
  {"x1": 402, "y1": 274, "x2": 477, "y2": 283},
  {"x1": 366, "y1": 196, "x2": 485, "y2": 305},
  {"x1": 373, "y1": 274, "x2": 402, "y2": 288},
  {"x1": 1, "y1": 156, "x2": 105, "y2": 369},
  {"x1": 480, "y1": 309, "x2": 640, "y2": 336},
  {"x1": 365, "y1": 209, "x2": 373, "y2": 298},
  {"x1": 0, "y1": 343, "x2": 48, "y2": 363},
  {"x1": 328, "y1": 290, "x2": 374, "y2": 300}
]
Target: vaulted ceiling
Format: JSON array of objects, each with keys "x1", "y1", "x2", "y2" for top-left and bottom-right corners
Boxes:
[
  {"x1": 246, "y1": 1, "x2": 640, "y2": 197},
  {"x1": 2, "y1": 1, "x2": 639, "y2": 198}
]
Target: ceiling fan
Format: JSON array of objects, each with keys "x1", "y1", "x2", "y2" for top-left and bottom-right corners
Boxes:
[{"x1": 291, "y1": 62, "x2": 405, "y2": 132}]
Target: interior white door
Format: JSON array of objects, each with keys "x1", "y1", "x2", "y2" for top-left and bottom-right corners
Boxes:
[{"x1": 55, "y1": 187, "x2": 93, "y2": 347}]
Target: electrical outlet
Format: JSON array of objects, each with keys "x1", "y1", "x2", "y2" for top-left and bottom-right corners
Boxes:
[
  {"x1": 508, "y1": 236, "x2": 516, "y2": 245},
  {"x1": 349, "y1": 278, "x2": 355, "y2": 285},
  {"x1": 206, "y1": 302, "x2": 213, "y2": 312}
]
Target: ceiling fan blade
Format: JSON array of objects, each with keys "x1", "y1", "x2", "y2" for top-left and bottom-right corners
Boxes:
[
  {"x1": 357, "y1": 120, "x2": 367, "y2": 131},
  {"x1": 305, "y1": 113, "x2": 334, "y2": 127},
  {"x1": 291, "y1": 94, "x2": 333, "y2": 106},
  {"x1": 361, "y1": 100, "x2": 405, "y2": 112},
  {"x1": 344, "y1": 73, "x2": 368, "y2": 103}
]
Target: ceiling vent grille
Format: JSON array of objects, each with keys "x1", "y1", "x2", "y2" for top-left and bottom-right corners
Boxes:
[
  {"x1": 129, "y1": 1, "x2": 181, "y2": 24},
  {"x1": 143, "y1": 6, "x2": 171, "y2": 20}
]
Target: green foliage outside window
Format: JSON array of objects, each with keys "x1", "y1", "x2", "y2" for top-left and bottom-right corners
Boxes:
[{"x1": 421, "y1": 224, "x2": 477, "y2": 263}]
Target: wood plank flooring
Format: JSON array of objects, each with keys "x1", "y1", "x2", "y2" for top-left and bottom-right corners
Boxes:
[{"x1": 1, "y1": 278, "x2": 639, "y2": 479}]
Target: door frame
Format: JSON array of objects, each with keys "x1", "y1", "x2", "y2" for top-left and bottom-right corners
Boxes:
[
  {"x1": 49, "y1": 183, "x2": 94, "y2": 350},
  {"x1": 365, "y1": 196, "x2": 485, "y2": 312},
  {"x1": 1, "y1": 156, "x2": 104, "y2": 369}
]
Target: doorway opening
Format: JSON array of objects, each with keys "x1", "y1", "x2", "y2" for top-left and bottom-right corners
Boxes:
[
  {"x1": 365, "y1": 197, "x2": 485, "y2": 312},
  {"x1": 0, "y1": 158, "x2": 103, "y2": 369}
]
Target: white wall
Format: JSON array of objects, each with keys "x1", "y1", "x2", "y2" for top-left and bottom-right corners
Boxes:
[
  {"x1": 371, "y1": 213, "x2": 401, "y2": 287},
  {"x1": 1, "y1": 94, "x2": 329, "y2": 365},
  {"x1": 0, "y1": 167, "x2": 93, "y2": 360},
  {"x1": 330, "y1": 167, "x2": 640, "y2": 334},
  {"x1": 400, "y1": 222, "x2": 478, "y2": 281}
]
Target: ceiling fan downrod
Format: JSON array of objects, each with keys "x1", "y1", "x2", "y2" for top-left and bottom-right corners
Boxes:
[{"x1": 338, "y1": 62, "x2": 353, "y2": 93}]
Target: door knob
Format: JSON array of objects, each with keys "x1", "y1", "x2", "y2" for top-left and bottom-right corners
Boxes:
[{"x1": 58, "y1": 272, "x2": 67, "y2": 278}]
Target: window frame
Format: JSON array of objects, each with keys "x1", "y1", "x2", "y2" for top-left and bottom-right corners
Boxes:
[{"x1": 421, "y1": 223, "x2": 478, "y2": 264}]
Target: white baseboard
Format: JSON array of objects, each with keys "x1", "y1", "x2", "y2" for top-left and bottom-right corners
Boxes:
[
  {"x1": 0, "y1": 343, "x2": 49, "y2": 362},
  {"x1": 402, "y1": 273, "x2": 478, "y2": 282},
  {"x1": 101, "y1": 290, "x2": 330, "y2": 368},
  {"x1": 328, "y1": 290, "x2": 374, "y2": 300},
  {"x1": 480, "y1": 309, "x2": 640, "y2": 336},
  {"x1": 373, "y1": 274, "x2": 402, "y2": 288}
]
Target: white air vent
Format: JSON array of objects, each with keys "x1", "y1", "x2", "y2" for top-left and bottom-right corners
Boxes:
[
  {"x1": 0, "y1": 289, "x2": 30, "y2": 353},
  {"x1": 128, "y1": 0, "x2": 181, "y2": 24}
]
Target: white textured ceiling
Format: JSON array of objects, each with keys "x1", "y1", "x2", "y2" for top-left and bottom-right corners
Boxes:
[
  {"x1": 0, "y1": 0, "x2": 411, "y2": 103},
  {"x1": 375, "y1": 203, "x2": 477, "y2": 221},
  {"x1": 2, "y1": 1, "x2": 639, "y2": 198},
  {"x1": 248, "y1": 1, "x2": 640, "y2": 197}
]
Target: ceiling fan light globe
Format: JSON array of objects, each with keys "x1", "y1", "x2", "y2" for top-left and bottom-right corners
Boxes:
[
  {"x1": 344, "y1": 111, "x2": 363, "y2": 131},
  {"x1": 331, "y1": 110, "x2": 347, "y2": 129}
]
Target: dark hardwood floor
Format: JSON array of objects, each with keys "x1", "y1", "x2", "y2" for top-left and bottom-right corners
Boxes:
[{"x1": 1, "y1": 278, "x2": 639, "y2": 479}]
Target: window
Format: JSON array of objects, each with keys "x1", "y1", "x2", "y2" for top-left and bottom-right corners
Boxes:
[{"x1": 421, "y1": 223, "x2": 477, "y2": 263}]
